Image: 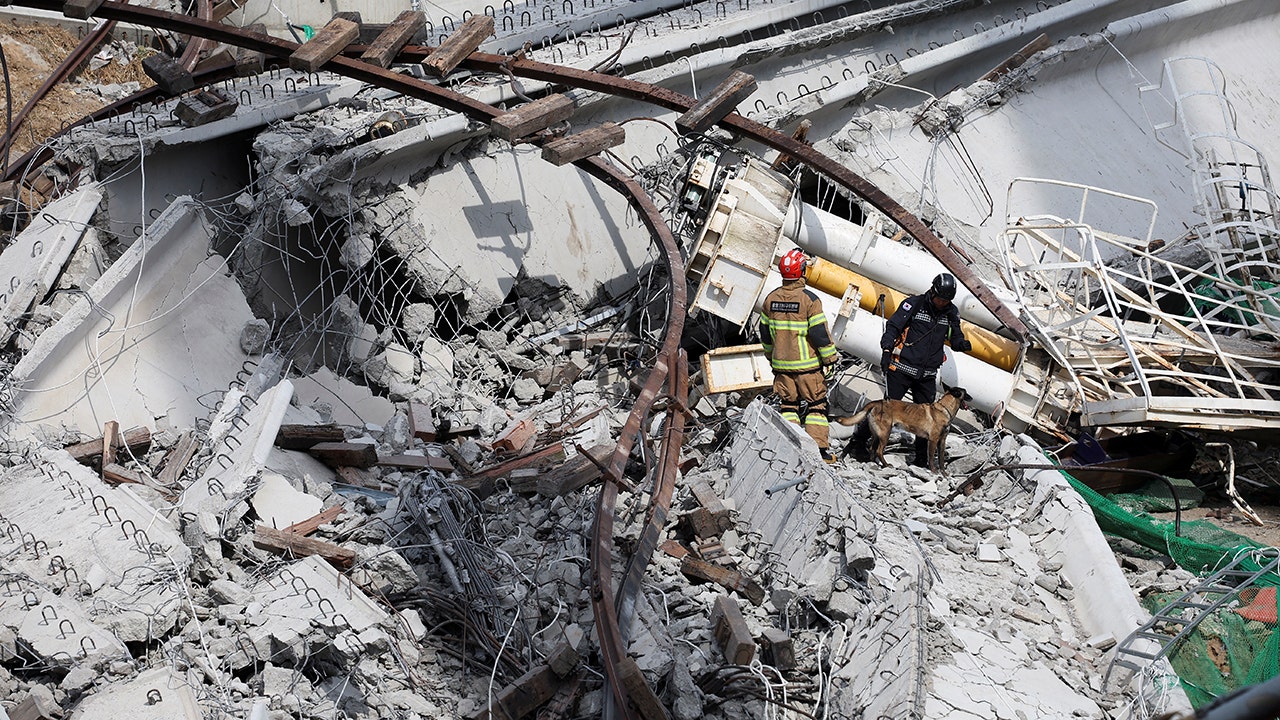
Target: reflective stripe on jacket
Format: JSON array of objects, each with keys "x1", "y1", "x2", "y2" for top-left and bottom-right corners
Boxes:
[{"x1": 759, "y1": 279, "x2": 838, "y2": 372}]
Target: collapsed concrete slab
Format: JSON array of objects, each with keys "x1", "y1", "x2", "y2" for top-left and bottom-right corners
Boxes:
[{"x1": 7, "y1": 199, "x2": 255, "y2": 439}]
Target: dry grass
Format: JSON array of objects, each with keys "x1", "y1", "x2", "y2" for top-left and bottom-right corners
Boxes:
[{"x1": 0, "y1": 19, "x2": 156, "y2": 163}]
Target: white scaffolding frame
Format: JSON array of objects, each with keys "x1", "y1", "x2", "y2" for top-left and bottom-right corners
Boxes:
[{"x1": 1002, "y1": 178, "x2": 1280, "y2": 431}]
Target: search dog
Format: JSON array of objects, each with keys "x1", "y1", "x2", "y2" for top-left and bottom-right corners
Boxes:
[{"x1": 835, "y1": 386, "x2": 970, "y2": 474}]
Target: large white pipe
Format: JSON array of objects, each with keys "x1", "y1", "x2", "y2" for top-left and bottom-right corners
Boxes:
[
  {"x1": 784, "y1": 200, "x2": 1025, "y2": 336},
  {"x1": 758, "y1": 274, "x2": 1017, "y2": 417}
]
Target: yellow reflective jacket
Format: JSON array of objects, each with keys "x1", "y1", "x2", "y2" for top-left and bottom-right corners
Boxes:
[{"x1": 759, "y1": 279, "x2": 838, "y2": 372}]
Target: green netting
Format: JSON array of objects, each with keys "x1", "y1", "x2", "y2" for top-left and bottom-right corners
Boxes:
[
  {"x1": 1191, "y1": 276, "x2": 1280, "y2": 335},
  {"x1": 1110, "y1": 476, "x2": 1204, "y2": 515},
  {"x1": 1060, "y1": 469, "x2": 1280, "y2": 705}
]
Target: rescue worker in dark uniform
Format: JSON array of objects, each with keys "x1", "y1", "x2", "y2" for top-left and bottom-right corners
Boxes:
[
  {"x1": 852, "y1": 273, "x2": 972, "y2": 466},
  {"x1": 760, "y1": 249, "x2": 840, "y2": 463}
]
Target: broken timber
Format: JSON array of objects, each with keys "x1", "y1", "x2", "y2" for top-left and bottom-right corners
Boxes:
[
  {"x1": 541, "y1": 123, "x2": 625, "y2": 166},
  {"x1": 535, "y1": 444, "x2": 612, "y2": 497},
  {"x1": 473, "y1": 665, "x2": 563, "y2": 720},
  {"x1": 490, "y1": 94, "x2": 575, "y2": 141},
  {"x1": 64, "y1": 427, "x2": 151, "y2": 464},
  {"x1": 676, "y1": 71, "x2": 757, "y2": 135},
  {"x1": 142, "y1": 53, "x2": 195, "y2": 95},
  {"x1": 308, "y1": 441, "x2": 378, "y2": 469},
  {"x1": 62, "y1": 0, "x2": 103, "y2": 19},
  {"x1": 361, "y1": 10, "x2": 425, "y2": 68},
  {"x1": 680, "y1": 556, "x2": 766, "y2": 605},
  {"x1": 101, "y1": 420, "x2": 119, "y2": 470},
  {"x1": 282, "y1": 505, "x2": 344, "y2": 536},
  {"x1": 289, "y1": 17, "x2": 361, "y2": 72},
  {"x1": 275, "y1": 424, "x2": 347, "y2": 450},
  {"x1": 710, "y1": 595, "x2": 755, "y2": 665},
  {"x1": 234, "y1": 24, "x2": 269, "y2": 76},
  {"x1": 980, "y1": 33, "x2": 1052, "y2": 82},
  {"x1": 253, "y1": 525, "x2": 355, "y2": 569},
  {"x1": 377, "y1": 454, "x2": 455, "y2": 473},
  {"x1": 157, "y1": 431, "x2": 199, "y2": 486},
  {"x1": 422, "y1": 15, "x2": 493, "y2": 77}
]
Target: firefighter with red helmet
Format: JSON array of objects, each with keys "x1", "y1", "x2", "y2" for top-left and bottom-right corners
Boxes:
[{"x1": 759, "y1": 249, "x2": 840, "y2": 463}]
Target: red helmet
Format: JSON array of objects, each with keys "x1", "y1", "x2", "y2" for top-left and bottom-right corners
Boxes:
[{"x1": 778, "y1": 249, "x2": 807, "y2": 280}]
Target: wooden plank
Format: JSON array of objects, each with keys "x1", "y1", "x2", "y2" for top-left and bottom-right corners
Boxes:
[
  {"x1": 541, "y1": 123, "x2": 625, "y2": 166},
  {"x1": 760, "y1": 628, "x2": 795, "y2": 671},
  {"x1": 234, "y1": 23, "x2": 269, "y2": 77},
  {"x1": 335, "y1": 466, "x2": 391, "y2": 491},
  {"x1": 102, "y1": 463, "x2": 143, "y2": 486},
  {"x1": 689, "y1": 477, "x2": 729, "y2": 523},
  {"x1": 468, "y1": 441, "x2": 565, "y2": 482},
  {"x1": 493, "y1": 418, "x2": 536, "y2": 455},
  {"x1": 658, "y1": 539, "x2": 690, "y2": 560},
  {"x1": 64, "y1": 427, "x2": 150, "y2": 463},
  {"x1": 9, "y1": 693, "x2": 60, "y2": 720},
  {"x1": 471, "y1": 665, "x2": 560, "y2": 720},
  {"x1": 680, "y1": 556, "x2": 765, "y2": 606},
  {"x1": 62, "y1": 0, "x2": 104, "y2": 19},
  {"x1": 282, "y1": 505, "x2": 344, "y2": 536},
  {"x1": 377, "y1": 454, "x2": 454, "y2": 473},
  {"x1": 615, "y1": 656, "x2": 668, "y2": 720},
  {"x1": 101, "y1": 421, "x2": 119, "y2": 473},
  {"x1": 253, "y1": 525, "x2": 355, "y2": 569},
  {"x1": 710, "y1": 595, "x2": 756, "y2": 666},
  {"x1": 157, "y1": 431, "x2": 199, "y2": 486},
  {"x1": 308, "y1": 441, "x2": 378, "y2": 469},
  {"x1": 422, "y1": 15, "x2": 493, "y2": 78},
  {"x1": 980, "y1": 33, "x2": 1052, "y2": 82},
  {"x1": 142, "y1": 53, "x2": 195, "y2": 95},
  {"x1": 408, "y1": 401, "x2": 436, "y2": 441},
  {"x1": 770, "y1": 119, "x2": 811, "y2": 174},
  {"x1": 535, "y1": 444, "x2": 610, "y2": 498},
  {"x1": 361, "y1": 10, "x2": 425, "y2": 68},
  {"x1": 289, "y1": 17, "x2": 361, "y2": 73},
  {"x1": 490, "y1": 94, "x2": 575, "y2": 141},
  {"x1": 676, "y1": 70, "x2": 757, "y2": 135},
  {"x1": 211, "y1": 0, "x2": 246, "y2": 22},
  {"x1": 333, "y1": 10, "x2": 362, "y2": 29},
  {"x1": 275, "y1": 424, "x2": 347, "y2": 450}
]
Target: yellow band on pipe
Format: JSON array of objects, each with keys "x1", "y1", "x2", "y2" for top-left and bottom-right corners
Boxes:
[{"x1": 804, "y1": 258, "x2": 1023, "y2": 372}]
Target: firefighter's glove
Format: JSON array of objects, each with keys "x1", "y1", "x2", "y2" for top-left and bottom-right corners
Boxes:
[
  {"x1": 953, "y1": 339, "x2": 973, "y2": 353},
  {"x1": 880, "y1": 351, "x2": 892, "y2": 372},
  {"x1": 823, "y1": 363, "x2": 836, "y2": 380}
]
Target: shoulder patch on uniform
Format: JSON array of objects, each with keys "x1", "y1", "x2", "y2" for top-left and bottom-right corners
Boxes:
[
  {"x1": 770, "y1": 301, "x2": 801, "y2": 314},
  {"x1": 901, "y1": 301, "x2": 912, "y2": 311}
]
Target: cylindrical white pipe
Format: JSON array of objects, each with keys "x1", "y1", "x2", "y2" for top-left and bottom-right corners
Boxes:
[
  {"x1": 757, "y1": 274, "x2": 1017, "y2": 417},
  {"x1": 784, "y1": 201, "x2": 1025, "y2": 335}
]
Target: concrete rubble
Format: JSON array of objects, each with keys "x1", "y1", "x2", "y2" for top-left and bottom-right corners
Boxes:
[{"x1": 2, "y1": 0, "x2": 1279, "y2": 718}]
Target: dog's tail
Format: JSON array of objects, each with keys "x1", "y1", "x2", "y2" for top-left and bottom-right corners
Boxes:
[{"x1": 834, "y1": 405, "x2": 872, "y2": 426}]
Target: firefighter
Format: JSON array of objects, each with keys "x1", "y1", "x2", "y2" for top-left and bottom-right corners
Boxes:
[
  {"x1": 759, "y1": 249, "x2": 840, "y2": 463},
  {"x1": 852, "y1": 273, "x2": 972, "y2": 466}
]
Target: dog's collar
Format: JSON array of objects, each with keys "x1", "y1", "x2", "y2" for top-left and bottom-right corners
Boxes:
[{"x1": 940, "y1": 404, "x2": 957, "y2": 423}]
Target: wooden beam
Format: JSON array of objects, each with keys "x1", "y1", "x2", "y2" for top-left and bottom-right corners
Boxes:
[
  {"x1": 101, "y1": 421, "x2": 119, "y2": 474},
  {"x1": 770, "y1": 119, "x2": 811, "y2": 174},
  {"x1": 253, "y1": 525, "x2": 355, "y2": 569},
  {"x1": 142, "y1": 53, "x2": 195, "y2": 95},
  {"x1": 710, "y1": 595, "x2": 756, "y2": 665},
  {"x1": 62, "y1": 0, "x2": 104, "y2": 19},
  {"x1": 541, "y1": 123, "x2": 625, "y2": 166},
  {"x1": 676, "y1": 70, "x2": 757, "y2": 135},
  {"x1": 490, "y1": 94, "x2": 575, "y2": 141},
  {"x1": 282, "y1": 505, "x2": 344, "y2": 536},
  {"x1": 211, "y1": 0, "x2": 246, "y2": 22},
  {"x1": 535, "y1": 444, "x2": 610, "y2": 497},
  {"x1": 980, "y1": 33, "x2": 1052, "y2": 82},
  {"x1": 493, "y1": 418, "x2": 536, "y2": 455},
  {"x1": 471, "y1": 665, "x2": 561, "y2": 720},
  {"x1": 289, "y1": 17, "x2": 361, "y2": 72},
  {"x1": 407, "y1": 401, "x2": 436, "y2": 441},
  {"x1": 680, "y1": 556, "x2": 765, "y2": 606},
  {"x1": 275, "y1": 424, "x2": 347, "y2": 450},
  {"x1": 157, "y1": 431, "x2": 200, "y2": 486},
  {"x1": 234, "y1": 23, "x2": 269, "y2": 76},
  {"x1": 64, "y1": 427, "x2": 150, "y2": 463},
  {"x1": 361, "y1": 10, "x2": 425, "y2": 68},
  {"x1": 102, "y1": 463, "x2": 143, "y2": 486},
  {"x1": 422, "y1": 15, "x2": 493, "y2": 78},
  {"x1": 308, "y1": 441, "x2": 378, "y2": 469},
  {"x1": 377, "y1": 454, "x2": 455, "y2": 473}
]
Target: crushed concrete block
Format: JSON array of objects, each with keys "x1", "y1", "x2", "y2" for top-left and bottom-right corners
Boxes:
[
  {"x1": 977, "y1": 544, "x2": 1003, "y2": 562},
  {"x1": 339, "y1": 233, "x2": 375, "y2": 271},
  {"x1": 353, "y1": 545, "x2": 420, "y2": 594},
  {"x1": 252, "y1": 473, "x2": 323, "y2": 530},
  {"x1": 1034, "y1": 573, "x2": 1061, "y2": 593},
  {"x1": 1086, "y1": 633, "x2": 1116, "y2": 650},
  {"x1": 209, "y1": 579, "x2": 251, "y2": 606},
  {"x1": 66, "y1": 667, "x2": 199, "y2": 719},
  {"x1": 240, "y1": 319, "x2": 271, "y2": 355},
  {"x1": 397, "y1": 609, "x2": 426, "y2": 641}
]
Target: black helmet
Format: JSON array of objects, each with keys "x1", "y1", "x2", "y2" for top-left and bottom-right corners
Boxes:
[{"x1": 931, "y1": 273, "x2": 957, "y2": 301}]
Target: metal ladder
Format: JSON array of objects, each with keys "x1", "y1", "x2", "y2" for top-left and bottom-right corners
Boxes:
[{"x1": 1106, "y1": 548, "x2": 1280, "y2": 686}]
